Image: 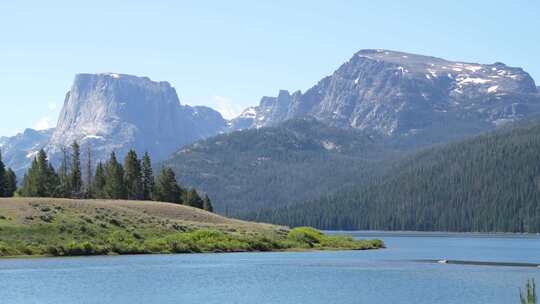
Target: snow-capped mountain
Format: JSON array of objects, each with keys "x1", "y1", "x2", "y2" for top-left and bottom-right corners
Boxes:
[{"x1": 231, "y1": 49, "x2": 540, "y2": 144}]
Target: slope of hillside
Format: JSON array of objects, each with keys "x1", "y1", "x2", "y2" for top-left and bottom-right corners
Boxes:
[
  {"x1": 0, "y1": 198, "x2": 382, "y2": 257},
  {"x1": 249, "y1": 121, "x2": 540, "y2": 233},
  {"x1": 163, "y1": 119, "x2": 391, "y2": 214}
]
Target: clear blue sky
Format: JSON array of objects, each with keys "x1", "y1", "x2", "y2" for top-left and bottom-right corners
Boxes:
[{"x1": 1, "y1": 0, "x2": 539, "y2": 136}]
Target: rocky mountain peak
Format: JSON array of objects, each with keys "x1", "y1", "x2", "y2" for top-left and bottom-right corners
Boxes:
[
  {"x1": 230, "y1": 49, "x2": 540, "y2": 145},
  {"x1": 46, "y1": 73, "x2": 226, "y2": 164}
]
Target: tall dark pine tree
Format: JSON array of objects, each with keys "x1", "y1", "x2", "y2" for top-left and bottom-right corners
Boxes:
[
  {"x1": 183, "y1": 188, "x2": 204, "y2": 209},
  {"x1": 4, "y1": 169, "x2": 17, "y2": 197},
  {"x1": 123, "y1": 150, "x2": 143, "y2": 200},
  {"x1": 141, "y1": 152, "x2": 154, "y2": 200},
  {"x1": 0, "y1": 151, "x2": 6, "y2": 197},
  {"x1": 93, "y1": 162, "x2": 106, "y2": 199},
  {"x1": 154, "y1": 167, "x2": 182, "y2": 204},
  {"x1": 104, "y1": 152, "x2": 126, "y2": 199},
  {"x1": 70, "y1": 141, "x2": 82, "y2": 197},
  {"x1": 202, "y1": 194, "x2": 214, "y2": 212}
]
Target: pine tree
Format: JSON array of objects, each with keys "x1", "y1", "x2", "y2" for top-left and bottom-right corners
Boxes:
[
  {"x1": 70, "y1": 141, "x2": 82, "y2": 197},
  {"x1": 104, "y1": 152, "x2": 126, "y2": 199},
  {"x1": 202, "y1": 194, "x2": 214, "y2": 212},
  {"x1": 0, "y1": 151, "x2": 6, "y2": 197},
  {"x1": 183, "y1": 188, "x2": 204, "y2": 209},
  {"x1": 20, "y1": 149, "x2": 58, "y2": 197},
  {"x1": 141, "y1": 152, "x2": 154, "y2": 200},
  {"x1": 93, "y1": 162, "x2": 106, "y2": 198},
  {"x1": 124, "y1": 150, "x2": 143, "y2": 200},
  {"x1": 4, "y1": 169, "x2": 17, "y2": 197},
  {"x1": 154, "y1": 167, "x2": 182, "y2": 204}
]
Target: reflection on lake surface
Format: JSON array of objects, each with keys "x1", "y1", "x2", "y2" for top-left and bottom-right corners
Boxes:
[{"x1": 1, "y1": 231, "x2": 539, "y2": 304}]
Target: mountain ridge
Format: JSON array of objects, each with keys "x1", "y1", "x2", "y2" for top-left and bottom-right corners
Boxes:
[{"x1": 231, "y1": 49, "x2": 539, "y2": 145}]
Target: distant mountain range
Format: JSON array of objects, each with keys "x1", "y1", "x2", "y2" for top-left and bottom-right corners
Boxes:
[
  {"x1": 164, "y1": 49, "x2": 540, "y2": 214},
  {"x1": 231, "y1": 49, "x2": 539, "y2": 145},
  {"x1": 2, "y1": 73, "x2": 227, "y2": 177},
  {"x1": 2, "y1": 49, "x2": 539, "y2": 218}
]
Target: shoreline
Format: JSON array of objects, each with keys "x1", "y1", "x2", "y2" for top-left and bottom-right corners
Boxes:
[
  {"x1": 0, "y1": 246, "x2": 384, "y2": 261},
  {"x1": 327, "y1": 230, "x2": 540, "y2": 239},
  {"x1": 0, "y1": 198, "x2": 384, "y2": 259}
]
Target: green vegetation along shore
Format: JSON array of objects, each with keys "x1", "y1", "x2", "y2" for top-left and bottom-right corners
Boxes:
[{"x1": 0, "y1": 198, "x2": 383, "y2": 257}]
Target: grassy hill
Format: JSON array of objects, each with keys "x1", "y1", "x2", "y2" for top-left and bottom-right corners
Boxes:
[
  {"x1": 0, "y1": 198, "x2": 383, "y2": 257},
  {"x1": 249, "y1": 121, "x2": 540, "y2": 233},
  {"x1": 163, "y1": 119, "x2": 391, "y2": 214}
]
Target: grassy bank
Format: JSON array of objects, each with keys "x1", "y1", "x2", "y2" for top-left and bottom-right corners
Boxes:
[{"x1": 0, "y1": 198, "x2": 383, "y2": 257}]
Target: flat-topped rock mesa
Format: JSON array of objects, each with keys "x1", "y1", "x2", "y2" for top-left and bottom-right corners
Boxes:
[{"x1": 46, "y1": 73, "x2": 227, "y2": 163}]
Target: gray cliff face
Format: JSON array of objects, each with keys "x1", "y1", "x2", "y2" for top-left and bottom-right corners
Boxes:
[
  {"x1": 0, "y1": 128, "x2": 54, "y2": 178},
  {"x1": 231, "y1": 50, "x2": 540, "y2": 144},
  {"x1": 46, "y1": 73, "x2": 226, "y2": 163}
]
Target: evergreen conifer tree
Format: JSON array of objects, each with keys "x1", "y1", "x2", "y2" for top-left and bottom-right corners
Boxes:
[
  {"x1": 202, "y1": 194, "x2": 214, "y2": 212},
  {"x1": 93, "y1": 162, "x2": 106, "y2": 199},
  {"x1": 4, "y1": 168, "x2": 17, "y2": 197},
  {"x1": 20, "y1": 149, "x2": 58, "y2": 197},
  {"x1": 124, "y1": 150, "x2": 143, "y2": 200},
  {"x1": 0, "y1": 151, "x2": 6, "y2": 197},
  {"x1": 141, "y1": 152, "x2": 154, "y2": 200},
  {"x1": 183, "y1": 188, "x2": 204, "y2": 209},
  {"x1": 104, "y1": 152, "x2": 126, "y2": 199},
  {"x1": 70, "y1": 141, "x2": 82, "y2": 197},
  {"x1": 154, "y1": 167, "x2": 182, "y2": 204}
]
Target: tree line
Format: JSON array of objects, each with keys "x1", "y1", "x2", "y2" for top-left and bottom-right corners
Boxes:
[{"x1": 5, "y1": 142, "x2": 213, "y2": 212}]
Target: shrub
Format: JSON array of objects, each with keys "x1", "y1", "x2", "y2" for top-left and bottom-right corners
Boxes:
[{"x1": 287, "y1": 227, "x2": 324, "y2": 247}]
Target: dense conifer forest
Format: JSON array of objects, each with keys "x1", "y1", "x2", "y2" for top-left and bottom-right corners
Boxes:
[
  {"x1": 249, "y1": 121, "x2": 540, "y2": 233},
  {"x1": 164, "y1": 119, "x2": 391, "y2": 213}
]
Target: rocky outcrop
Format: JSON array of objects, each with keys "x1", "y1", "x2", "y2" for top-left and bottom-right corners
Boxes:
[
  {"x1": 231, "y1": 49, "x2": 540, "y2": 145},
  {"x1": 45, "y1": 73, "x2": 227, "y2": 164}
]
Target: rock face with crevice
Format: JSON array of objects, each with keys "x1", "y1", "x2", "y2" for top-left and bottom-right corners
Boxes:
[
  {"x1": 231, "y1": 49, "x2": 539, "y2": 146},
  {"x1": 46, "y1": 73, "x2": 227, "y2": 163}
]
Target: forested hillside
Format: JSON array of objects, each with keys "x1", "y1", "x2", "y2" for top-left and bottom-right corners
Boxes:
[
  {"x1": 164, "y1": 119, "x2": 392, "y2": 214},
  {"x1": 249, "y1": 121, "x2": 540, "y2": 233}
]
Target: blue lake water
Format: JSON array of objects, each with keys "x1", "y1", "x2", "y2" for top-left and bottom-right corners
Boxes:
[{"x1": 1, "y1": 231, "x2": 539, "y2": 303}]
